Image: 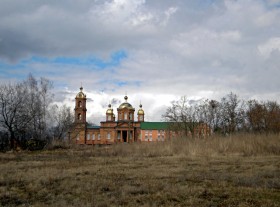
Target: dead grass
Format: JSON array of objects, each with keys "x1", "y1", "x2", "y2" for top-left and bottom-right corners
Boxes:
[{"x1": 0, "y1": 134, "x2": 279, "y2": 206}]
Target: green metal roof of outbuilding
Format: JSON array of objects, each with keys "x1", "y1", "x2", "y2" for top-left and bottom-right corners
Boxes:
[{"x1": 140, "y1": 122, "x2": 170, "y2": 130}]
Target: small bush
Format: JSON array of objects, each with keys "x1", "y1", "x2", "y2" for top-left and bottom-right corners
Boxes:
[{"x1": 26, "y1": 139, "x2": 47, "y2": 151}]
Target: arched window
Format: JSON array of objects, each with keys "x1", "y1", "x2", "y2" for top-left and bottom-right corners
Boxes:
[
  {"x1": 78, "y1": 101, "x2": 82, "y2": 107},
  {"x1": 124, "y1": 113, "x2": 127, "y2": 120},
  {"x1": 78, "y1": 114, "x2": 82, "y2": 120},
  {"x1": 107, "y1": 132, "x2": 111, "y2": 139},
  {"x1": 76, "y1": 133, "x2": 80, "y2": 140},
  {"x1": 119, "y1": 113, "x2": 122, "y2": 120}
]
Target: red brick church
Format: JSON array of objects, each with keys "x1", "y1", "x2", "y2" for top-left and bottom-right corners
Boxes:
[{"x1": 69, "y1": 87, "x2": 211, "y2": 144}]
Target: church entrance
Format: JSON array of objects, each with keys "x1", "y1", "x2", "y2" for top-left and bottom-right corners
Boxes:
[{"x1": 122, "y1": 131, "x2": 128, "y2": 142}]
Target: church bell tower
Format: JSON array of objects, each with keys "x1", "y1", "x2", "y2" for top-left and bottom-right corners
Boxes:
[{"x1": 75, "y1": 86, "x2": 87, "y2": 123}]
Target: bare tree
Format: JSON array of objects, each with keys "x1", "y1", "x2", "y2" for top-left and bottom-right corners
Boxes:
[
  {"x1": 162, "y1": 96, "x2": 202, "y2": 137},
  {"x1": 0, "y1": 82, "x2": 29, "y2": 149},
  {"x1": 246, "y1": 100, "x2": 280, "y2": 134},
  {"x1": 208, "y1": 100, "x2": 222, "y2": 132},
  {"x1": 264, "y1": 101, "x2": 280, "y2": 133},
  {"x1": 246, "y1": 100, "x2": 266, "y2": 133},
  {"x1": 219, "y1": 92, "x2": 245, "y2": 134},
  {"x1": 0, "y1": 74, "x2": 53, "y2": 149},
  {"x1": 50, "y1": 104, "x2": 74, "y2": 140},
  {"x1": 23, "y1": 74, "x2": 53, "y2": 140}
]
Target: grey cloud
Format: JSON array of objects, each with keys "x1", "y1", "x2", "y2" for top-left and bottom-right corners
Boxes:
[
  {"x1": 0, "y1": 0, "x2": 166, "y2": 60},
  {"x1": 1, "y1": 0, "x2": 280, "y2": 109},
  {"x1": 0, "y1": 29, "x2": 47, "y2": 62},
  {"x1": 111, "y1": 98, "x2": 121, "y2": 106},
  {"x1": 2, "y1": 0, "x2": 222, "y2": 61}
]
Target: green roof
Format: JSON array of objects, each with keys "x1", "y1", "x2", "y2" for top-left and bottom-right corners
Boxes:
[
  {"x1": 140, "y1": 122, "x2": 170, "y2": 130},
  {"x1": 140, "y1": 122, "x2": 202, "y2": 130}
]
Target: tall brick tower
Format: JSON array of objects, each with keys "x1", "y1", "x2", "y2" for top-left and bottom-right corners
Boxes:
[
  {"x1": 72, "y1": 86, "x2": 87, "y2": 143},
  {"x1": 75, "y1": 86, "x2": 87, "y2": 123}
]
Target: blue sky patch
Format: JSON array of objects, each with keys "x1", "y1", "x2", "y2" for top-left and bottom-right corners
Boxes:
[
  {"x1": 116, "y1": 81, "x2": 128, "y2": 87},
  {"x1": 0, "y1": 50, "x2": 128, "y2": 73},
  {"x1": 0, "y1": 50, "x2": 128, "y2": 83},
  {"x1": 114, "y1": 80, "x2": 142, "y2": 88},
  {"x1": 52, "y1": 50, "x2": 127, "y2": 69}
]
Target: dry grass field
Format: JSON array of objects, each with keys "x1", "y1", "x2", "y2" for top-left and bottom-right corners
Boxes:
[{"x1": 0, "y1": 134, "x2": 279, "y2": 207}]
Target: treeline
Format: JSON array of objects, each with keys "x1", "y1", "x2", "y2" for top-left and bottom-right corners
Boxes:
[
  {"x1": 163, "y1": 92, "x2": 280, "y2": 136},
  {"x1": 0, "y1": 74, "x2": 74, "y2": 151}
]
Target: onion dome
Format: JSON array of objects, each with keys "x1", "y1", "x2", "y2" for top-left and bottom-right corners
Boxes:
[
  {"x1": 118, "y1": 95, "x2": 134, "y2": 109},
  {"x1": 106, "y1": 104, "x2": 114, "y2": 114},
  {"x1": 137, "y1": 103, "x2": 144, "y2": 115},
  {"x1": 76, "y1": 86, "x2": 86, "y2": 98}
]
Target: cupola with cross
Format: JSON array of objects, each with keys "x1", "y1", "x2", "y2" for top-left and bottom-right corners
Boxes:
[
  {"x1": 137, "y1": 103, "x2": 145, "y2": 122},
  {"x1": 117, "y1": 95, "x2": 135, "y2": 121},
  {"x1": 106, "y1": 104, "x2": 115, "y2": 122}
]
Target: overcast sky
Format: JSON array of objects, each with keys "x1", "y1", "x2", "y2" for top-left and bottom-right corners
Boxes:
[{"x1": 1, "y1": 0, "x2": 280, "y2": 123}]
